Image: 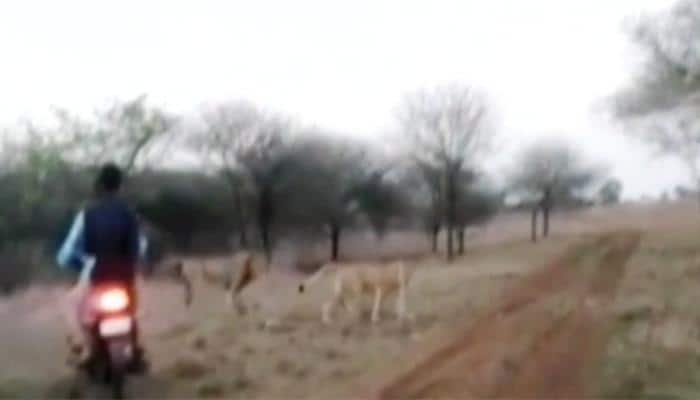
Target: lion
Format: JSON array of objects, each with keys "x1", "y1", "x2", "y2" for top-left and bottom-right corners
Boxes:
[
  {"x1": 222, "y1": 250, "x2": 269, "y2": 314},
  {"x1": 185, "y1": 250, "x2": 269, "y2": 314},
  {"x1": 156, "y1": 258, "x2": 193, "y2": 307},
  {"x1": 297, "y1": 259, "x2": 415, "y2": 324}
]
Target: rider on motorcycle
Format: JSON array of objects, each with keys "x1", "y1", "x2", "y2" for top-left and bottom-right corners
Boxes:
[{"x1": 56, "y1": 162, "x2": 149, "y2": 372}]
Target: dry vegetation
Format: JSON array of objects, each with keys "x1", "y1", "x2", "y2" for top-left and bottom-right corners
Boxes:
[
  {"x1": 1, "y1": 201, "x2": 700, "y2": 398},
  {"x1": 598, "y1": 228, "x2": 700, "y2": 399}
]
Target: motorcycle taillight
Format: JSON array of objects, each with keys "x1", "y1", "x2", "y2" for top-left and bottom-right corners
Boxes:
[
  {"x1": 98, "y1": 287, "x2": 130, "y2": 313},
  {"x1": 99, "y1": 315, "x2": 133, "y2": 337}
]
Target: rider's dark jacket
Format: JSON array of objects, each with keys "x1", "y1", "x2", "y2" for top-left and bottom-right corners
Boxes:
[{"x1": 56, "y1": 195, "x2": 147, "y2": 284}]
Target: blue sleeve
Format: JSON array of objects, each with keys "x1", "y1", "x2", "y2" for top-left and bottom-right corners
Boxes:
[
  {"x1": 138, "y1": 231, "x2": 149, "y2": 267},
  {"x1": 126, "y1": 212, "x2": 147, "y2": 268},
  {"x1": 56, "y1": 210, "x2": 86, "y2": 272}
]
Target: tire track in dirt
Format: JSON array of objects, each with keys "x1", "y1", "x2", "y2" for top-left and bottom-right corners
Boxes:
[
  {"x1": 371, "y1": 231, "x2": 641, "y2": 400},
  {"x1": 367, "y1": 235, "x2": 607, "y2": 399},
  {"x1": 495, "y1": 231, "x2": 641, "y2": 398}
]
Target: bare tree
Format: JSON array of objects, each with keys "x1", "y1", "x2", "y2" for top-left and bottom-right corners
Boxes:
[
  {"x1": 238, "y1": 115, "x2": 296, "y2": 259},
  {"x1": 509, "y1": 140, "x2": 603, "y2": 242},
  {"x1": 641, "y1": 116, "x2": 700, "y2": 205},
  {"x1": 0, "y1": 126, "x2": 90, "y2": 244},
  {"x1": 53, "y1": 94, "x2": 177, "y2": 174},
  {"x1": 315, "y1": 140, "x2": 368, "y2": 260},
  {"x1": 280, "y1": 133, "x2": 405, "y2": 260},
  {"x1": 390, "y1": 162, "x2": 442, "y2": 252},
  {"x1": 415, "y1": 161, "x2": 444, "y2": 253},
  {"x1": 611, "y1": 1, "x2": 700, "y2": 203},
  {"x1": 0, "y1": 97, "x2": 174, "y2": 249},
  {"x1": 401, "y1": 161, "x2": 497, "y2": 254},
  {"x1": 454, "y1": 184, "x2": 499, "y2": 254},
  {"x1": 193, "y1": 101, "x2": 295, "y2": 259},
  {"x1": 193, "y1": 101, "x2": 262, "y2": 248},
  {"x1": 613, "y1": 0, "x2": 700, "y2": 117},
  {"x1": 397, "y1": 83, "x2": 492, "y2": 260}
]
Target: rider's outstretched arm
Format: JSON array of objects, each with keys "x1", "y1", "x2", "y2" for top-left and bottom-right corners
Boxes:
[
  {"x1": 138, "y1": 232, "x2": 149, "y2": 267},
  {"x1": 56, "y1": 210, "x2": 86, "y2": 273},
  {"x1": 126, "y1": 212, "x2": 149, "y2": 273}
]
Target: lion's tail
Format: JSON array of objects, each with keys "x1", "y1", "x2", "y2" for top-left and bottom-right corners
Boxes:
[
  {"x1": 230, "y1": 252, "x2": 255, "y2": 294},
  {"x1": 170, "y1": 260, "x2": 193, "y2": 307}
]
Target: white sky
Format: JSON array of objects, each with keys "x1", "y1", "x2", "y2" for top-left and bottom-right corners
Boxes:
[{"x1": 0, "y1": 0, "x2": 685, "y2": 199}]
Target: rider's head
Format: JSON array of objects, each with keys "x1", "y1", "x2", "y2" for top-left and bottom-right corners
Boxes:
[{"x1": 94, "y1": 163, "x2": 123, "y2": 196}]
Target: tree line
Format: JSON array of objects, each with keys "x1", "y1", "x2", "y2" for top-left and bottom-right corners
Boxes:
[
  {"x1": 7, "y1": 0, "x2": 696, "y2": 296},
  {"x1": 8, "y1": 0, "x2": 697, "y2": 294},
  {"x1": 611, "y1": 0, "x2": 700, "y2": 204},
  {"x1": 0, "y1": 83, "x2": 624, "y2": 293}
]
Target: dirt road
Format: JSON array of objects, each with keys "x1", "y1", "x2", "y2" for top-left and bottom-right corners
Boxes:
[{"x1": 371, "y1": 230, "x2": 642, "y2": 399}]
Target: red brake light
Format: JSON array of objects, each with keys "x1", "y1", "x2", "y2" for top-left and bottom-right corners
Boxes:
[{"x1": 98, "y1": 288, "x2": 129, "y2": 312}]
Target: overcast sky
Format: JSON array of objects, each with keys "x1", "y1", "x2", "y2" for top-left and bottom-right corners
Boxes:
[{"x1": 0, "y1": 0, "x2": 685, "y2": 199}]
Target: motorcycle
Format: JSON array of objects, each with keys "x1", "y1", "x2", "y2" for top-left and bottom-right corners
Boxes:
[{"x1": 75, "y1": 258, "x2": 142, "y2": 399}]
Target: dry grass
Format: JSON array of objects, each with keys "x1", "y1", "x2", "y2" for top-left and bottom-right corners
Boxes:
[
  {"x1": 151, "y1": 234, "x2": 574, "y2": 399},
  {"x1": 2, "y1": 200, "x2": 700, "y2": 398},
  {"x1": 597, "y1": 225, "x2": 700, "y2": 399}
]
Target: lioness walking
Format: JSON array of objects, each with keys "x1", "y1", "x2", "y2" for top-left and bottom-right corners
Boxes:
[{"x1": 298, "y1": 260, "x2": 414, "y2": 324}]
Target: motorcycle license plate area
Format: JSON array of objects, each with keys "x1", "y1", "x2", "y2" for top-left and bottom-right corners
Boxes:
[{"x1": 99, "y1": 316, "x2": 133, "y2": 337}]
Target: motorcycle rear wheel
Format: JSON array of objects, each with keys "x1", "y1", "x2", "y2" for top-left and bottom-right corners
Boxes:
[{"x1": 111, "y1": 367, "x2": 125, "y2": 399}]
